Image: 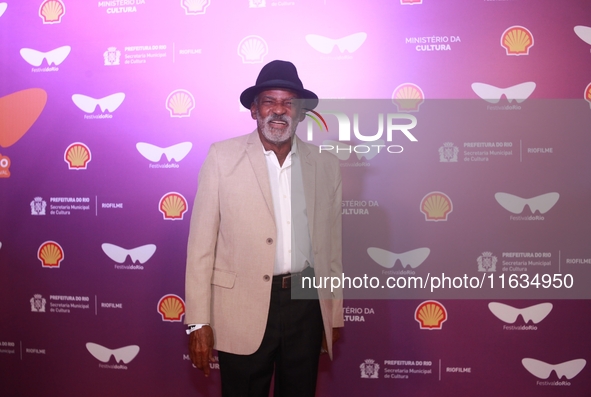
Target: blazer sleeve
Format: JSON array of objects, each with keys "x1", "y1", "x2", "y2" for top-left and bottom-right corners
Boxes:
[{"x1": 184, "y1": 144, "x2": 220, "y2": 325}]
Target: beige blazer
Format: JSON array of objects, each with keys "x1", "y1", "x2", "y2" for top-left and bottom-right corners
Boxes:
[{"x1": 185, "y1": 130, "x2": 343, "y2": 358}]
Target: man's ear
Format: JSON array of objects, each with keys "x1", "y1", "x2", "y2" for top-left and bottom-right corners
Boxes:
[{"x1": 250, "y1": 103, "x2": 257, "y2": 120}]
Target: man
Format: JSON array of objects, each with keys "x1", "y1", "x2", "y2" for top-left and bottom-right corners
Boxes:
[{"x1": 185, "y1": 60, "x2": 343, "y2": 397}]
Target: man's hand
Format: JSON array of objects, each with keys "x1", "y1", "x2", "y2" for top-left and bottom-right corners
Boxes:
[
  {"x1": 188, "y1": 325, "x2": 215, "y2": 376},
  {"x1": 321, "y1": 327, "x2": 341, "y2": 354}
]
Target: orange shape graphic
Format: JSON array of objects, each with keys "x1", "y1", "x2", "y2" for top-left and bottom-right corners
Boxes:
[
  {"x1": 501, "y1": 26, "x2": 533, "y2": 56},
  {"x1": 38, "y1": 241, "x2": 64, "y2": 268},
  {"x1": 0, "y1": 88, "x2": 47, "y2": 148},
  {"x1": 64, "y1": 143, "x2": 91, "y2": 169},
  {"x1": 415, "y1": 300, "x2": 447, "y2": 329},
  {"x1": 159, "y1": 192, "x2": 187, "y2": 220},
  {"x1": 392, "y1": 83, "x2": 424, "y2": 112},
  {"x1": 39, "y1": 0, "x2": 65, "y2": 24},
  {"x1": 420, "y1": 192, "x2": 452, "y2": 221},
  {"x1": 157, "y1": 294, "x2": 185, "y2": 321},
  {"x1": 585, "y1": 83, "x2": 591, "y2": 108}
]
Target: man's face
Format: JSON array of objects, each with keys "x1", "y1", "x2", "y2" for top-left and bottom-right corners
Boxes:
[{"x1": 251, "y1": 89, "x2": 305, "y2": 145}]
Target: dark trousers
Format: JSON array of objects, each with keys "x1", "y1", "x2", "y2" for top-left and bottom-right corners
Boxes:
[{"x1": 218, "y1": 273, "x2": 323, "y2": 397}]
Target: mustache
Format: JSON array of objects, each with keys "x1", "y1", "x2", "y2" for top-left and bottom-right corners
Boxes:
[{"x1": 264, "y1": 114, "x2": 291, "y2": 125}]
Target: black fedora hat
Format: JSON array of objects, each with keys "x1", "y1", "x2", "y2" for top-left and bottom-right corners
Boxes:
[{"x1": 240, "y1": 60, "x2": 319, "y2": 109}]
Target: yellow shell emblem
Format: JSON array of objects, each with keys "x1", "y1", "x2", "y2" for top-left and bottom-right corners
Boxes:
[
  {"x1": 585, "y1": 83, "x2": 591, "y2": 108},
  {"x1": 159, "y1": 192, "x2": 188, "y2": 220},
  {"x1": 39, "y1": 0, "x2": 65, "y2": 24},
  {"x1": 392, "y1": 83, "x2": 424, "y2": 112},
  {"x1": 64, "y1": 142, "x2": 91, "y2": 170},
  {"x1": 415, "y1": 300, "x2": 447, "y2": 329},
  {"x1": 166, "y1": 89, "x2": 195, "y2": 118},
  {"x1": 38, "y1": 241, "x2": 64, "y2": 268},
  {"x1": 238, "y1": 36, "x2": 268, "y2": 64},
  {"x1": 157, "y1": 294, "x2": 185, "y2": 322},
  {"x1": 501, "y1": 26, "x2": 533, "y2": 56},
  {"x1": 420, "y1": 192, "x2": 452, "y2": 221}
]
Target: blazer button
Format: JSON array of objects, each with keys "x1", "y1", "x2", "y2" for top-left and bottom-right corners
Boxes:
[
  {"x1": 266, "y1": 238, "x2": 273, "y2": 245},
  {"x1": 263, "y1": 275, "x2": 270, "y2": 281}
]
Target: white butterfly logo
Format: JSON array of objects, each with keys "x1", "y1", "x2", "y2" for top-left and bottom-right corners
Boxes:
[
  {"x1": 71, "y1": 93, "x2": 125, "y2": 113},
  {"x1": 136, "y1": 142, "x2": 193, "y2": 162},
  {"x1": 574, "y1": 25, "x2": 591, "y2": 45},
  {"x1": 471, "y1": 82, "x2": 536, "y2": 104},
  {"x1": 306, "y1": 33, "x2": 367, "y2": 54},
  {"x1": 494, "y1": 192, "x2": 559, "y2": 214},
  {"x1": 86, "y1": 343, "x2": 140, "y2": 364},
  {"x1": 101, "y1": 243, "x2": 156, "y2": 264},
  {"x1": 20, "y1": 46, "x2": 71, "y2": 67},
  {"x1": 0, "y1": 3, "x2": 7, "y2": 18},
  {"x1": 488, "y1": 302, "x2": 552, "y2": 324},
  {"x1": 368, "y1": 247, "x2": 430, "y2": 269},
  {"x1": 522, "y1": 358, "x2": 586, "y2": 380}
]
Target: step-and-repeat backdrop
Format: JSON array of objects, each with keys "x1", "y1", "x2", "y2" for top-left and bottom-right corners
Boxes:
[{"x1": 1, "y1": 0, "x2": 591, "y2": 396}]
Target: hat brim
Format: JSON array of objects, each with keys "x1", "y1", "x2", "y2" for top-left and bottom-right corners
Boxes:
[{"x1": 240, "y1": 79, "x2": 319, "y2": 110}]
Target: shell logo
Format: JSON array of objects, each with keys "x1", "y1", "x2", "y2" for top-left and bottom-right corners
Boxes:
[
  {"x1": 64, "y1": 142, "x2": 91, "y2": 170},
  {"x1": 501, "y1": 26, "x2": 533, "y2": 56},
  {"x1": 420, "y1": 192, "x2": 452, "y2": 221},
  {"x1": 400, "y1": 0, "x2": 422, "y2": 4},
  {"x1": 39, "y1": 0, "x2": 65, "y2": 24},
  {"x1": 585, "y1": 83, "x2": 591, "y2": 109},
  {"x1": 181, "y1": 0, "x2": 210, "y2": 15},
  {"x1": 0, "y1": 88, "x2": 47, "y2": 148},
  {"x1": 0, "y1": 154, "x2": 10, "y2": 178},
  {"x1": 415, "y1": 300, "x2": 447, "y2": 330},
  {"x1": 166, "y1": 89, "x2": 195, "y2": 118},
  {"x1": 157, "y1": 294, "x2": 185, "y2": 322},
  {"x1": 238, "y1": 35, "x2": 268, "y2": 64},
  {"x1": 38, "y1": 241, "x2": 64, "y2": 268},
  {"x1": 392, "y1": 83, "x2": 424, "y2": 112},
  {"x1": 159, "y1": 192, "x2": 188, "y2": 220}
]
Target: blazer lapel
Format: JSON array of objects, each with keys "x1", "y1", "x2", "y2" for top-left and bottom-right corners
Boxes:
[
  {"x1": 296, "y1": 136, "x2": 316, "y2": 240},
  {"x1": 246, "y1": 131, "x2": 275, "y2": 222}
]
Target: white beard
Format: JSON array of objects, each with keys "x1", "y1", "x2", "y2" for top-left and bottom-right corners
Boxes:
[{"x1": 257, "y1": 112, "x2": 298, "y2": 144}]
